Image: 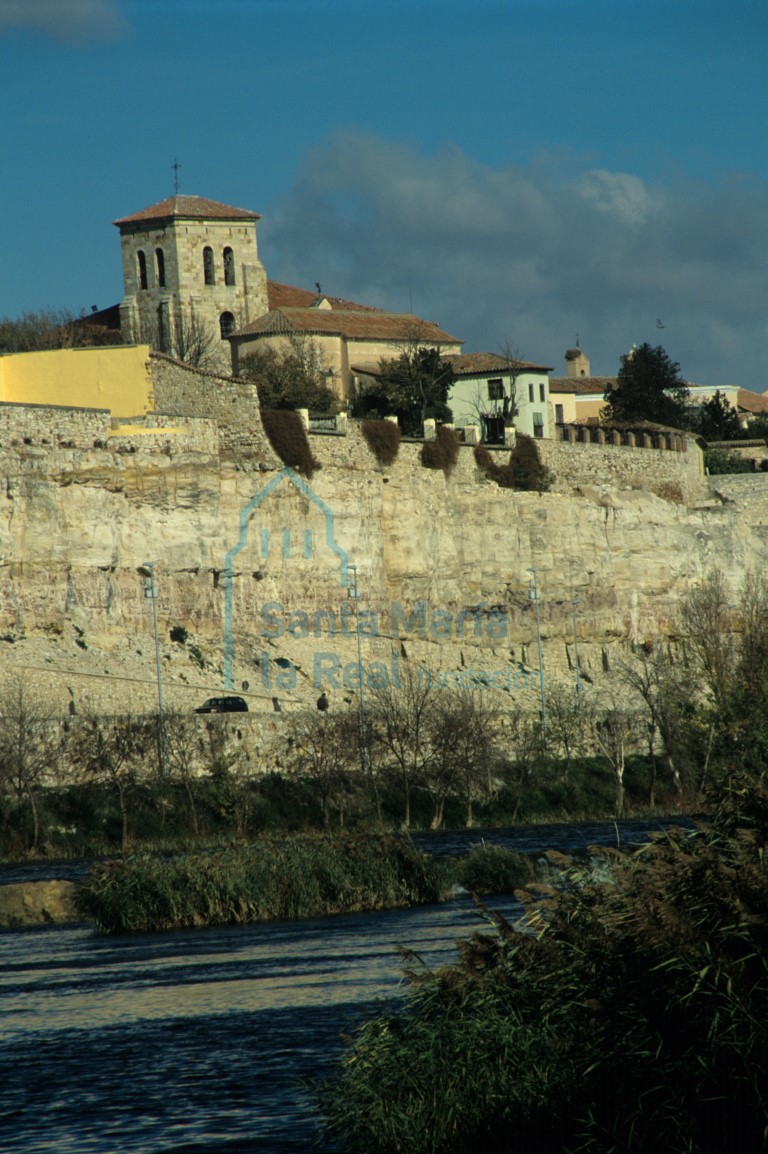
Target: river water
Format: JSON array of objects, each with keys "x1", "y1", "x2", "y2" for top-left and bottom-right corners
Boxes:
[{"x1": 0, "y1": 817, "x2": 688, "y2": 1153}]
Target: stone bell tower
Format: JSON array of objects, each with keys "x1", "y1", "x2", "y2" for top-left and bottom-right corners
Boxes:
[{"x1": 113, "y1": 194, "x2": 269, "y2": 367}]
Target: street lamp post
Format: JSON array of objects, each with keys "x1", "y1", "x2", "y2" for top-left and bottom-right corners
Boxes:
[
  {"x1": 348, "y1": 564, "x2": 371, "y2": 778},
  {"x1": 143, "y1": 561, "x2": 168, "y2": 778},
  {"x1": 528, "y1": 568, "x2": 547, "y2": 745}
]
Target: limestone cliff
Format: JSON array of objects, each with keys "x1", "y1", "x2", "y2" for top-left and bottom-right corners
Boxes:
[{"x1": 0, "y1": 412, "x2": 765, "y2": 719}]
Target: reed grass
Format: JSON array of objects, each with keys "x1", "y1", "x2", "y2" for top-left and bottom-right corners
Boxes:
[{"x1": 76, "y1": 833, "x2": 448, "y2": 934}]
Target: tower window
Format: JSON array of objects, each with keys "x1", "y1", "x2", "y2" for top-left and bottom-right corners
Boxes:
[
  {"x1": 539, "y1": 382, "x2": 546, "y2": 402},
  {"x1": 137, "y1": 250, "x2": 148, "y2": 290},
  {"x1": 528, "y1": 383, "x2": 534, "y2": 403},
  {"x1": 533, "y1": 412, "x2": 544, "y2": 439},
  {"x1": 223, "y1": 247, "x2": 236, "y2": 286},
  {"x1": 155, "y1": 248, "x2": 166, "y2": 288},
  {"x1": 220, "y1": 312, "x2": 236, "y2": 339},
  {"x1": 203, "y1": 246, "x2": 215, "y2": 286}
]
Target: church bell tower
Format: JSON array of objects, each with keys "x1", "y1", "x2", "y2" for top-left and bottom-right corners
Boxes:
[{"x1": 113, "y1": 194, "x2": 269, "y2": 368}]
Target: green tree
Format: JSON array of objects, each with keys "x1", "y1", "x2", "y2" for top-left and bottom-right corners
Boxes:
[
  {"x1": 354, "y1": 347, "x2": 455, "y2": 436},
  {"x1": 240, "y1": 340, "x2": 336, "y2": 412},
  {"x1": 697, "y1": 390, "x2": 741, "y2": 441},
  {"x1": 604, "y1": 342, "x2": 690, "y2": 427}
]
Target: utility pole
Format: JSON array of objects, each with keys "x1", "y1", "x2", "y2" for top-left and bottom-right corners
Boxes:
[
  {"x1": 528, "y1": 568, "x2": 547, "y2": 746},
  {"x1": 348, "y1": 564, "x2": 371, "y2": 778},
  {"x1": 143, "y1": 562, "x2": 168, "y2": 777}
]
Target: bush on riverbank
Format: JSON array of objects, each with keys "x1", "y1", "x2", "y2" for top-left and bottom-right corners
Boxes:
[
  {"x1": 453, "y1": 843, "x2": 534, "y2": 895},
  {"x1": 319, "y1": 776, "x2": 768, "y2": 1154},
  {"x1": 76, "y1": 833, "x2": 449, "y2": 933}
]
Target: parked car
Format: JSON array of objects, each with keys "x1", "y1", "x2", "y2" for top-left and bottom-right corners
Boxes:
[{"x1": 194, "y1": 696, "x2": 249, "y2": 714}]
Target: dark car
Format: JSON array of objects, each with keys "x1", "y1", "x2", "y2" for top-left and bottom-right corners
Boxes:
[{"x1": 194, "y1": 696, "x2": 249, "y2": 714}]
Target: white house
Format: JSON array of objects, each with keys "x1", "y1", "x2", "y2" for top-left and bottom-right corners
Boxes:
[{"x1": 445, "y1": 352, "x2": 553, "y2": 440}]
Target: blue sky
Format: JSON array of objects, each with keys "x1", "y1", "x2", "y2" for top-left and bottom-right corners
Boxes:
[{"x1": 2, "y1": 0, "x2": 768, "y2": 385}]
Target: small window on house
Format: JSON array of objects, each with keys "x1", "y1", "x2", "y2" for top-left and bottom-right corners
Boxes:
[
  {"x1": 203, "y1": 246, "x2": 215, "y2": 286},
  {"x1": 528, "y1": 382, "x2": 534, "y2": 403},
  {"x1": 223, "y1": 247, "x2": 235, "y2": 286},
  {"x1": 487, "y1": 378, "x2": 503, "y2": 401},
  {"x1": 533, "y1": 412, "x2": 544, "y2": 439},
  {"x1": 555, "y1": 403, "x2": 564, "y2": 425},
  {"x1": 137, "y1": 250, "x2": 148, "y2": 290},
  {"x1": 155, "y1": 248, "x2": 166, "y2": 288},
  {"x1": 220, "y1": 311, "x2": 235, "y2": 339},
  {"x1": 539, "y1": 382, "x2": 546, "y2": 402}
]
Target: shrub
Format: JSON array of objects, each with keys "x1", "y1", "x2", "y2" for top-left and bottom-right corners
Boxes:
[
  {"x1": 421, "y1": 425, "x2": 460, "y2": 474},
  {"x1": 362, "y1": 419, "x2": 401, "y2": 466},
  {"x1": 76, "y1": 833, "x2": 449, "y2": 933},
  {"x1": 705, "y1": 446, "x2": 754, "y2": 475},
  {"x1": 475, "y1": 435, "x2": 552, "y2": 491},
  {"x1": 319, "y1": 776, "x2": 768, "y2": 1154},
  {"x1": 261, "y1": 409, "x2": 320, "y2": 478},
  {"x1": 455, "y1": 843, "x2": 534, "y2": 895}
]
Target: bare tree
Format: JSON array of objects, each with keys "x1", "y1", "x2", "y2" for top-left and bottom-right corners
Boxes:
[
  {"x1": 679, "y1": 569, "x2": 736, "y2": 718},
  {"x1": 545, "y1": 687, "x2": 591, "y2": 787},
  {"x1": 616, "y1": 646, "x2": 690, "y2": 799},
  {"x1": 0, "y1": 679, "x2": 60, "y2": 851},
  {"x1": 163, "y1": 711, "x2": 202, "y2": 836},
  {"x1": 288, "y1": 711, "x2": 360, "y2": 829},
  {"x1": 71, "y1": 714, "x2": 154, "y2": 852},
  {"x1": 594, "y1": 707, "x2": 639, "y2": 816},
  {"x1": 368, "y1": 664, "x2": 438, "y2": 829},
  {"x1": 431, "y1": 688, "x2": 500, "y2": 827},
  {"x1": 137, "y1": 307, "x2": 222, "y2": 370}
]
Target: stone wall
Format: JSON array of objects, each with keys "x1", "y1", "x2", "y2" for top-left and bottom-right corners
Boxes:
[
  {"x1": 150, "y1": 354, "x2": 279, "y2": 464},
  {"x1": 0, "y1": 401, "x2": 112, "y2": 450},
  {"x1": 539, "y1": 432, "x2": 705, "y2": 501}
]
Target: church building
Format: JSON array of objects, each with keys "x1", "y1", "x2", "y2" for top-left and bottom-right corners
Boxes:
[{"x1": 112, "y1": 192, "x2": 463, "y2": 399}]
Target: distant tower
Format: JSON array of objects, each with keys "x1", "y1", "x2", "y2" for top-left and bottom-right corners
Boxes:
[
  {"x1": 113, "y1": 195, "x2": 269, "y2": 367},
  {"x1": 565, "y1": 345, "x2": 591, "y2": 378}
]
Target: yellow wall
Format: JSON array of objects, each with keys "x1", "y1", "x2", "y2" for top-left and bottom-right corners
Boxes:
[{"x1": 0, "y1": 345, "x2": 153, "y2": 417}]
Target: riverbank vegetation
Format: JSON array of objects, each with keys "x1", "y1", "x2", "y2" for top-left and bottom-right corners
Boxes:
[
  {"x1": 318, "y1": 774, "x2": 768, "y2": 1154},
  {"x1": 76, "y1": 833, "x2": 449, "y2": 933}
]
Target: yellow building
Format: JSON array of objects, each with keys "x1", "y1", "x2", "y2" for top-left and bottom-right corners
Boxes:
[{"x1": 0, "y1": 345, "x2": 154, "y2": 417}]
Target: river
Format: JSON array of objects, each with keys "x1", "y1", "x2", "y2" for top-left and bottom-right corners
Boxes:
[{"x1": 0, "y1": 817, "x2": 687, "y2": 1153}]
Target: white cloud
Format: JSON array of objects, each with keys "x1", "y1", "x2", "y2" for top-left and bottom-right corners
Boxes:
[
  {"x1": 0, "y1": 0, "x2": 127, "y2": 43},
  {"x1": 263, "y1": 131, "x2": 768, "y2": 387}
]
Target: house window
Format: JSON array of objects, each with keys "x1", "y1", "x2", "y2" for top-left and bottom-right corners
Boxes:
[
  {"x1": 203, "y1": 246, "x2": 215, "y2": 286},
  {"x1": 487, "y1": 378, "x2": 503, "y2": 401},
  {"x1": 137, "y1": 250, "x2": 148, "y2": 290},
  {"x1": 555, "y1": 404, "x2": 564, "y2": 425},
  {"x1": 539, "y1": 382, "x2": 546, "y2": 402},
  {"x1": 223, "y1": 247, "x2": 235, "y2": 286},
  {"x1": 155, "y1": 248, "x2": 166, "y2": 288},
  {"x1": 220, "y1": 311, "x2": 235, "y2": 339},
  {"x1": 528, "y1": 382, "x2": 534, "y2": 403},
  {"x1": 533, "y1": 412, "x2": 544, "y2": 439}
]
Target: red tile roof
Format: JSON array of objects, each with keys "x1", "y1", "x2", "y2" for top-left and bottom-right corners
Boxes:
[
  {"x1": 114, "y1": 195, "x2": 261, "y2": 227},
  {"x1": 549, "y1": 376, "x2": 616, "y2": 395},
  {"x1": 231, "y1": 307, "x2": 462, "y2": 345},
  {"x1": 266, "y1": 281, "x2": 383, "y2": 312},
  {"x1": 737, "y1": 388, "x2": 768, "y2": 414},
  {"x1": 445, "y1": 352, "x2": 552, "y2": 375}
]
